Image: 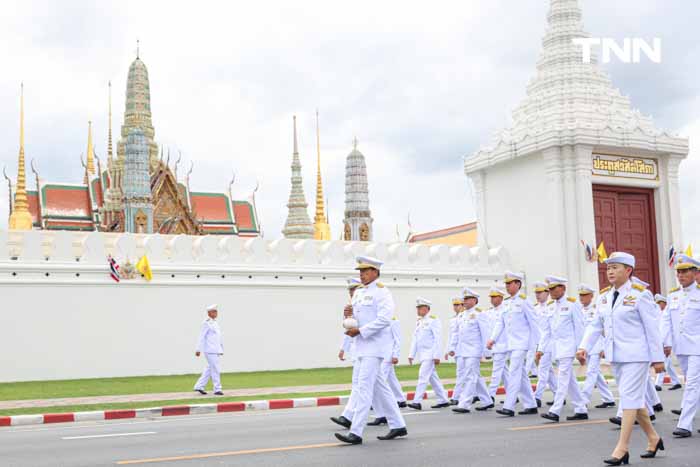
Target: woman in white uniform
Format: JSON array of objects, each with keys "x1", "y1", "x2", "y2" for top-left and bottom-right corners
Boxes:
[{"x1": 577, "y1": 252, "x2": 665, "y2": 465}]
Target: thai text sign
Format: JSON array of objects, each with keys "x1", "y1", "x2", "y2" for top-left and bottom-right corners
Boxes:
[{"x1": 592, "y1": 154, "x2": 658, "y2": 180}]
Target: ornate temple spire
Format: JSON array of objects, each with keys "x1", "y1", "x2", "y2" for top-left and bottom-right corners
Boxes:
[
  {"x1": 342, "y1": 137, "x2": 373, "y2": 241},
  {"x1": 313, "y1": 109, "x2": 331, "y2": 240},
  {"x1": 107, "y1": 81, "x2": 114, "y2": 169},
  {"x1": 86, "y1": 121, "x2": 96, "y2": 176},
  {"x1": 282, "y1": 115, "x2": 314, "y2": 239},
  {"x1": 9, "y1": 83, "x2": 33, "y2": 230}
]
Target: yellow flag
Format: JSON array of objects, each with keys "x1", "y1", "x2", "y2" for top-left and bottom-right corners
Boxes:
[
  {"x1": 136, "y1": 255, "x2": 153, "y2": 281},
  {"x1": 597, "y1": 241, "x2": 608, "y2": 263},
  {"x1": 686, "y1": 244, "x2": 693, "y2": 257}
]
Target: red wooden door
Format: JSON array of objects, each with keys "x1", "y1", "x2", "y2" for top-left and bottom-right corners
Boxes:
[{"x1": 593, "y1": 185, "x2": 660, "y2": 293}]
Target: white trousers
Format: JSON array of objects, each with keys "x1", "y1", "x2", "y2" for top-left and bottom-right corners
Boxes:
[
  {"x1": 349, "y1": 357, "x2": 406, "y2": 437},
  {"x1": 342, "y1": 362, "x2": 361, "y2": 420},
  {"x1": 534, "y1": 351, "x2": 557, "y2": 400},
  {"x1": 581, "y1": 353, "x2": 615, "y2": 404},
  {"x1": 412, "y1": 360, "x2": 449, "y2": 404},
  {"x1": 677, "y1": 355, "x2": 700, "y2": 431},
  {"x1": 550, "y1": 357, "x2": 587, "y2": 415},
  {"x1": 194, "y1": 353, "x2": 222, "y2": 392},
  {"x1": 488, "y1": 352, "x2": 510, "y2": 397},
  {"x1": 646, "y1": 376, "x2": 661, "y2": 406},
  {"x1": 503, "y1": 350, "x2": 537, "y2": 411},
  {"x1": 526, "y1": 349, "x2": 538, "y2": 376},
  {"x1": 655, "y1": 355, "x2": 682, "y2": 386},
  {"x1": 456, "y1": 356, "x2": 491, "y2": 409},
  {"x1": 452, "y1": 356, "x2": 467, "y2": 401},
  {"x1": 383, "y1": 361, "x2": 406, "y2": 403}
]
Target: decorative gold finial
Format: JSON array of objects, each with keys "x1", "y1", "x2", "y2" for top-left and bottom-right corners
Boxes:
[
  {"x1": 9, "y1": 83, "x2": 33, "y2": 230},
  {"x1": 86, "y1": 121, "x2": 96, "y2": 175},
  {"x1": 313, "y1": 109, "x2": 331, "y2": 240}
]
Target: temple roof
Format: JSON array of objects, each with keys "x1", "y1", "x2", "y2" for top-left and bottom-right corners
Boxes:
[{"x1": 26, "y1": 183, "x2": 96, "y2": 231}]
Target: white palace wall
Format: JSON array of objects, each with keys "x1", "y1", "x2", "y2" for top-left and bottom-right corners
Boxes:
[{"x1": 0, "y1": 230, "x2": 510, "y2": 382}]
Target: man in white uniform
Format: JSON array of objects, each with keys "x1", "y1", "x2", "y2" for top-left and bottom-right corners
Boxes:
[
  {"x1": 578, "y1": 284, "x2": 616, "y2": 409},
  {"x1": 532, "y1": 281, "x2": 557, "y2": 407},
  {"x1": 194, "y1": 304, "x2": 224, "y2": 395},
  {"x1": 487, "y1": 271, "x2": 540, "y2": 417},
  {"x1": 450, "y1": 287, "x2": 493, "y2": 413},
  {"x1": 335, "y1": 256, "x2": 407, "y2": 445},
  {"x1": 484, "y1": 286, "x2": 509, "y2": 405},
  {"x1": 331, "y1": 278, "x2": 363, "y2": 429},
  {"x1": 654, "y1": 294, "x2": 682, "y2": 391},
  {"x1": 446, "y1": 296, "x2": 465, "y2": 405},
  {"x1": 407, "y1": 297, "x2": 451, "y2": 410},
  {"x1": 539, "y1": 276, "x2": 589, "y2": 422},
  {"x1": 662, "y1": 254, "x2": 700, "y2": 438},
  {"x1": 367, "y1": 315, "x2": 407, "y2": 426}
]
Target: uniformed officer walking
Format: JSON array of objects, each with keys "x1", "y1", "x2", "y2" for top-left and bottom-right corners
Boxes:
[
  {"x1": 193, "y1": 304, "x2": 224, "y2": 396},
  {"x1": 539, "y1": 276, "x2": 589, "y2": 422},
  {"x1": 335, "y1": 256, "x2": 407, "y2": 445},
  {"x1": 487, "y1": 271, "x2": 540, "y2": 417},
  {"x1": 654, "y1": 294, "x2": 682, "y2": 391},
  {"x1": 367, "y1": 314, "x2": 407, "y2": 426},
  {"x1": 484, "y1": 286, "x2": 509, "y2": 403},
  {"x1": 662, "y1": 254, "x2": 700, "y2": 438},
  {"x1": 449, "y1": 287, "x2": 493, "y2": 413},
  {"x1": 577, "y1": 252, "x2": 665, "y2": 464},
  {"x1": 446, "y1": 296, "x2": 465, "y2": 405},
  {"x1": 578, "y1": 284, "x2": 616, "y2": 409},
  {"x1": 532, "y1": 281, "x2": 557, "y2": 407},
  {"x1": 407, "y1": 297, "x2": 450, "y2": 410}
]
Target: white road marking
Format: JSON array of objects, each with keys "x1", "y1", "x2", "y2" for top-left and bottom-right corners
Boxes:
[
  {"x1": 62, "y1": 431, "x2": 157, "y2": 440},
  {"x1": 403, "y1": 411, "x2": 437, "y2": 416}
]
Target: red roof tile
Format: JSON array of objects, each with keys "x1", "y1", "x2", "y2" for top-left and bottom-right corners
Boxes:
[
  {"x1": 190, "y1": 192, "x2": 232, "y2": 223},
  {"x1": 41, "y1": 185, "x2": 93, "y2": 219}
]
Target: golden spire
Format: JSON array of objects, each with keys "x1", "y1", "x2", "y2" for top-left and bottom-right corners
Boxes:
[
  {"x1": 86, "y1": 120, "x2": 96, "y2": 175},
  {"x1": 313, "y1": 109, "x2": 331, "y2": 240},
  {"x1": 9, "y1": 83, "x2": 33, "y2": 230}
]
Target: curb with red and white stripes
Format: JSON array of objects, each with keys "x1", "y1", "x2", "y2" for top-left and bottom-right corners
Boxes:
[{"x1": 0, "y1": 376, "x2": 657, "y2": 429}]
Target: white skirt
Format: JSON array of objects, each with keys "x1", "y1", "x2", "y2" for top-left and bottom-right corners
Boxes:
[{"x1": 611, "y1": 362, "x2": 648, "y2": 410}]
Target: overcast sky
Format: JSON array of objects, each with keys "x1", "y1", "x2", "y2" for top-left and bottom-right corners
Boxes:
[{"x1": 1, "y1": 0, "x2": 698, "y2": 249}]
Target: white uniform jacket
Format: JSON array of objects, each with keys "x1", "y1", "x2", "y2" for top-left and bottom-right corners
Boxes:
[
  {"x1": 661, "y1": 284, "x2": 700, "y2": 356},
  {"x1": 449, "y1": 307, "x2": 489, "y2": 358},
  {"x1": 351, "y1": 279, "x2": 395, "y2": 359},
  {"x1": 196, "y1": 318, "x2": 223, "y2": 354},
  {"x1": 409, "y1": 315, "x2": 443, "y2": 362},
  {"x1": 580, "y1": 280, "x2": 664, "y2": 363},
  {"x1": 582, "y1": 302, "x2": 604, "y2": 355},
  {"x1": 491, "y1": 293, "x2": 541, "y2": 352},
  {"x1": 538, "y1": 296, "x2": 584, "y2": 360}
]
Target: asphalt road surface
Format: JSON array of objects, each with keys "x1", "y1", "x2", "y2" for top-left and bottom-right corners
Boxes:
[{"x1": 1, "y1": 389, "x2": 698, "y2": 467}]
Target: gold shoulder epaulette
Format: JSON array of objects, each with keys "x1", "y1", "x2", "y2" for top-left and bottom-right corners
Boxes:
[
  {"x1": 519, "y1": 292, "x2": 526, "y2": 299},
  {"x1": 600, "y1": 286, "x2": 611, "y2": 294},
  {"x1": 547, "y1": 299, "x2": 554, "y2": 305},
  {"x1": 567, "y1": 296, "x2": 576, "y2": 303},
  {"x1": 376, "y1": 282, "x2": 385, "y2": 288},
  {"x1": 429, "y1": 314, "x2": 437, "y2": 319},
  {"x1": 669, "y1": 286, "x2": 680, "y2": 293},
  {"x1": 697, "y1": 284, "x2": 700, "y2": 289},
  {"x1": 632, "y1": 283, "x2": 645, "y2": 292},
  {"x1": 476, "y1": 307, "x2": 482, "y2": 312},
  {"x1": 391, "y1": 316, "x2": 397, "y2": 320}
]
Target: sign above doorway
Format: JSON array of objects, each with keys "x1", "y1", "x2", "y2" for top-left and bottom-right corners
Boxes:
[{"x1": 592, "y1": 154, "x2": 658, "y2": 181}]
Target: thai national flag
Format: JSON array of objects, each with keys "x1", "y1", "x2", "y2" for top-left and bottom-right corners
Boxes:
[
  {"x1": 108, "y1": 255, "x2": 121, "y2": 282},
  {"x1": 668, "y1": 246, "x2": 676, "y2": 267}
]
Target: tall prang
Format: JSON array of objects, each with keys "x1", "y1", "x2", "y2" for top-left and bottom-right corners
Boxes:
[
  {"x1": 343, "y1": 138, "x2": 373, "y2": 241},
  {"x1": 8, "y1": 84, "x2": 32, "y2": 230},
  {"x1": 117, "y1": 45, "x2": 159, "y2": 175},
  {"x1": 282, "y1": 116, "x2": 314, "y2": 239},
  {"x1": 123, "y1": 128, "x2": 153, "y2": 234}
]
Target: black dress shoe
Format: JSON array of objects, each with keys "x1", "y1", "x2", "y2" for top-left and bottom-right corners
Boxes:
[
  {"x1": 214, "y1": 391, "x2": 224, "y2": 395},
  {"x1": 472, "y1": 396, "x2": 480, "y2": 404},
  {"x1": 640, "y1": 438, "x2": 664, "y2": 458},
  {"x1": 671, "y1": 409, "x2": 682, "y2": 415},
  {"x1": 330, "y1": 416, "x2": 352, "y2": 429},
  {"x1": 195, "y1": 389, "x2": 207, "y2": 395},
  {"x1": 546, "y1": 399, "x2": 565, "y2": 406},
  {"x1": 377, "y1": 427, "x2": 407, "y2": 440},
  {"x1": 603, "y1": 452, "x2": 629, "y2": 465},
  {"x1": 431, "y1": 402, "x2": 450, "y2": 409},
  {"x1": 536, "y1": 398, "x2": 542, "y2": 408},
  {"x1": 475, "y1": 403, "x2": 495, "y2": 411},
  {"x1": 650, "y1": 414, "x2": 656, "y2": 422},
  {"x1": 595, "y1": 401, "x2": 616, "y2": 409},
  {"x1": 609, "y1": 416, "x2": 621, "y2": 426},
  {"x1": 452, "y1": 407, "x2": 470, "y2": 413},
  {"x1": 673, "y1": 428, "x2": 692, "y2": 438},
  {"x1": 541, "y1": 412, "x2": 559, "y2": 422},
  {"x1": 335, "y1": 432, "x2": 362, "y2": 444},
  {"x1": 449, "y1": 399, "x2": 458, "y2": 406},
  {"x1": 519, "y1": 407, "x2": 538, "y2": 415},
  {"x1": 669, "y1": 383, "x2": 682, "y2": 391},
  {"x1": 566, "y1": 413, "x2": 588, "y2": 421},
  {"x1": 496, "y1": 408, "x2": 515, "y2": 417},
  {"x1": 398, "y1": 401, "x2": 407, "y2": 408},
  {"x1": 407, "y1": 402, "x2": 422, "y2": 411},
  {"x1": 653, "y1": 403, "x2": 663, "y2": 412},
  {"x1": 655, "y1": 385, "x2": 662, "y2": 391},
  {"x1": 367, "y1": 417, "x2": 387, "y2": 426}
]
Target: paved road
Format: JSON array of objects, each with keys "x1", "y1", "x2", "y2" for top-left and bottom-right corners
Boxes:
[{"x1": 1, "y1": 389, "x2": 698, "y2": 467}]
